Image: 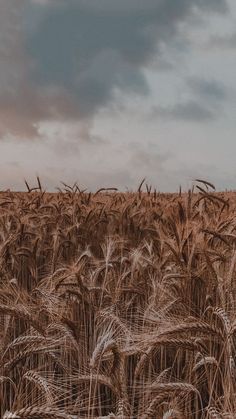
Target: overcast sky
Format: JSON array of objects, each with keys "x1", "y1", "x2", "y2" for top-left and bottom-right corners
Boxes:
[{"x1": 0, "y1": 0, "x2": 236, "y2": 191}]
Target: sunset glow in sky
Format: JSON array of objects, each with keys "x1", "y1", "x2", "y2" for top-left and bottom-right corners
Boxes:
[{"x1": 0, "y1": 0, "x2": 236, "y2": 191}]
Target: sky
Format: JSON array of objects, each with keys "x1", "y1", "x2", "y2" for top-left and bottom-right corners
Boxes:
[{"x1": 0, "y1": 0, "x2": 236, "y2": 192}]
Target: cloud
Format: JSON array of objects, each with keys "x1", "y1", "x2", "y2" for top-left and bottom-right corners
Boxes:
[
  {"x1": 149, "y1": 75, "x2": 227, "y2": 124},
  {"x1": 0, "y1": 86, "x2": 83, "y2": 138},
  {"x1": 207, "y1": 32, "x2": 236, "y2": 49},
  {"x1": 0, "y1": 0, "x2": 228, "y2": 139},
  {"x1": 151, "y1": 101, "x2": 215, "y2": 122},
  {"x1": 26, "y1": 0, "x2": 228, "y2": 111},
  {"x1": 187, "y1": 77, "x2": 227, "y2": 101}
]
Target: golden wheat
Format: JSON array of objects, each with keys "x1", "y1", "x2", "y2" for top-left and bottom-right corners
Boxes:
[{"x1": 0, "y1": 180, "x2": 236, "y2": 417}]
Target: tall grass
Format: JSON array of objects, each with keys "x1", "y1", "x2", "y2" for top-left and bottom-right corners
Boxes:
[{"x1": 0, "y1": 180, "x2": 235, "y2": 418}]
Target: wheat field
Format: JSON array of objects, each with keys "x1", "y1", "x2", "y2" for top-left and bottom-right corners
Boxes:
[{"x1": 0, "y1": 179, "x2": 236, "y2": 418}]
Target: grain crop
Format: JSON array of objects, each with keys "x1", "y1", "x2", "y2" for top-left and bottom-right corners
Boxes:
[{"x1": 0, "y1": 179, "x2": 236, "y2": 418}]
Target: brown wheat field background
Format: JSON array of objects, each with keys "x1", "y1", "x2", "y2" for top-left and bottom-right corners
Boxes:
[{"x1": 0, "y1": 179, "x2": 236, "y2": 418}]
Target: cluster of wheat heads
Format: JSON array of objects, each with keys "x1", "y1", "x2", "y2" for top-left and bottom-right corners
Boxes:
[{"x1": 0, "y1": 180, "x2": 236, "y2": 418}]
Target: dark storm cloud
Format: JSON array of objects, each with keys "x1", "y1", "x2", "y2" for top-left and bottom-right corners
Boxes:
[
  {"x1": 0, "y1": 0, "x2": 228, "y2": 138},
  {"x1": 152, "y1": 101, "x2": 215, "y2": 122},
  {"x1": 187, "y1": 78, "x2": 227, "y2": 101},
  {"x1": 207, "y1": 32, "x2": 236, "y2": 49},
  {"x1": 24, "y1": 0, "x2": 228, "y2": 118},
  {"x1": 150, "y1": 76, "x2": 227, "y2": 124},
  {"x1": 0, "y1": 1, "x2": 83, "y2": 138}
]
